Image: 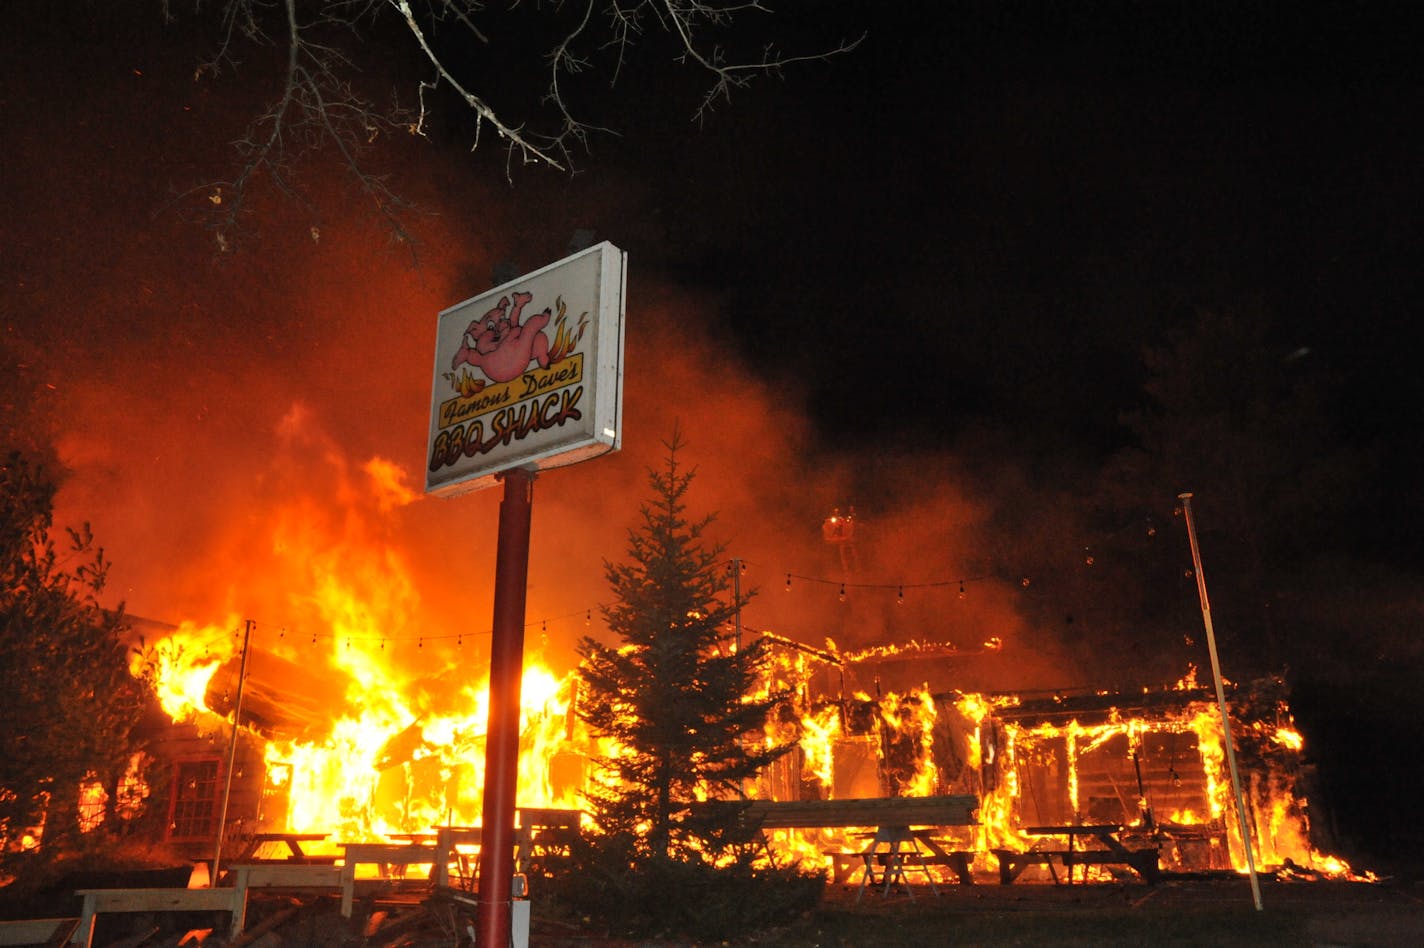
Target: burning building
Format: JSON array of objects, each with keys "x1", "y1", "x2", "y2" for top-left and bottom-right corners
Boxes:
[
  {"x1": 757, "y1": 638, "x2": 1357, "y2": 880},
  {"x1": 124, "y1": 604, "x2": 1355, "y2": 883}
]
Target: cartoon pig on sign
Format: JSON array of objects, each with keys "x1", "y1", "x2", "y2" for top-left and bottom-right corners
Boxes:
[{"x1": 450, "y1": 290, "x2": 551, "y2": 383}]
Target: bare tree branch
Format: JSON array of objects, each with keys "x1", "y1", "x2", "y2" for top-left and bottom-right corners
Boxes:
[
  {"x1": 392, "y1": 0, "x2": 571, "y2": 176},
  {"x1": 172, "y1": 1, "x2": 864, "y2": 248}
]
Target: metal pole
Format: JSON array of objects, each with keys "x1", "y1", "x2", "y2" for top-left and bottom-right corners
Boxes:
[
  {"x1": 212, "y1": 617, "x2": 253, "y2": 885},
  {"x1": 1178, "y1": 492, "x2": 1263, "y2": 911},
  {"x1": 477, "y1": 468, "x2": 535, "y2": 948}
]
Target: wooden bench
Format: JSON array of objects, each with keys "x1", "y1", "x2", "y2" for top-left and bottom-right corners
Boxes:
[
  {"x1": 703, "y1": 795, "x2": 979, "y2": 887},
  {"x1": 338, "y1": 842, "x2": 439, "y2": 917},
  {"x1": 919, "y1": 848, "x2": 976, "y2": 885},
  {"x1": 0, "y1": 918, "x2": 78, "y2": 946},
  {"x1": 70, "y1": 887, "x2": 240, "y2": 947},
  {"x1": 992, "y1": 846, "x2": 1160, "y2": 884},
  {"x1": 823, "y1": 849, "x2": 866, "y2": 884},
  {"x1": 70, "y1": 864, "x2": 348, "y2": 946},
  {"x1": 823, "y1": 846, "x2": 975, "y2": 885},
  {"x1": 229, "y1": 863, "x2": 343, "y2": 932},
  {"x1": 1001, "y1": 824, "x2": 1160, "y2": 885}
]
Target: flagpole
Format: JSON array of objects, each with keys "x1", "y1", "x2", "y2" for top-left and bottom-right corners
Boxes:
[{"x1": 1179, "y1": 493, "x2": 1263, "y2": 911}]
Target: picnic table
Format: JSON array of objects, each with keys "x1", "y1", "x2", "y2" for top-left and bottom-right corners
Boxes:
[
  {"x1": 431, "y1": 826, "x2": 489, "y2": 890},
  {"x1": 845, "y1": 826, "x2": 942, "y2": 902},
  {"x1": 431, "y1": 809, "x2": 581, "y2": 889},
  {"x1": 703, "y1": 795, "x2": 980, "y2": 892},
  {"x1": 518, "y1": 807, "x2": 582, "y2": 872},
  {"x1": 992, "y1": 824, "x2": 1160, "y2": 885},
  {"x1": 338, "y1": 841, "x2": 440, "y2": 917},
  {"x1": 242, "y1": 832, "x2": 334, "y2": 863}
]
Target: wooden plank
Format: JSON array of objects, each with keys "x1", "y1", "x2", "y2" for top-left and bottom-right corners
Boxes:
[
  {"x1": 70, "y1": 888, "x2": 238, "y2": 948},
  {"x1": 233, "y1": 864, "x2": 343, "y2": 888},
  {"x1": 518, "y1": 807, "x2": 580, "y2": 829},
  {"x1": 0, "y1": 918, "x2": 76, "y2": 946},
  {"x1": 74, "y1": 887, "x2": 237, "y2": 913},
  {"x1": 340, "y1": 843, "x2": 438, "y2": 863},
  {"x1": 740, "y1": 794, "x2": 979, "y2": 829}
]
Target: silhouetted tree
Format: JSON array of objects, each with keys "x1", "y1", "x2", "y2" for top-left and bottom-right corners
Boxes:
[
  {"x1": 576, "y1": 433, "x2": 793, "y2": 861},
  {"x1": 1099, "y1": 308, "x2": 1371, "y2": 673},
  {"x1": 0, "y1": 453, "x2": 151, "y2": 881}
]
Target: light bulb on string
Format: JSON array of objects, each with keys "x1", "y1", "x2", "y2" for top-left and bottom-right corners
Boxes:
[
  {"x1": 785, "y1": 573, "x2": 792, "y2": 592},
  {"x1": 838, "y1": 582, "x2": 846, "y2": 603},
  {"x1": 896, "y1": 585, "x2": 904, "y2": 605},
  {"x1": 958, "y1": 580, "x2": 966, "y2": 600},
  {"x1": 418, "y1": 636, "x2": 423, "y2": 649}
]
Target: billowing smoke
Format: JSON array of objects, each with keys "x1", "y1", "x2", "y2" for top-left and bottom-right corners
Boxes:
[
  {"x1": 24, "y1": 204, "x2": 1051, "y2": 697},
  {"x1": 7, "y1": 12, "x2": 1064, "y2": 709}
]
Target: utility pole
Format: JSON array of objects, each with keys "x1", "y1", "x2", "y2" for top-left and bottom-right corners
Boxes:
[
  {"x1": 212, "y1": 618, "x2": 253, "y2": 884},
  {"x1": 1179, "y1": 493, "x2": 1264, "y2": 911}
]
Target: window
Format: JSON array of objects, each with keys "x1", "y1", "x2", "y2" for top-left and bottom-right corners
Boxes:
[{"x1": 169, "y1": 759, "x2": 221, "y2": 840}]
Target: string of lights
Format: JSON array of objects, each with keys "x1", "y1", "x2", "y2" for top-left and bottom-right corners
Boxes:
[
  {"x1": 773, "y1": 567, "x2": 995, "y2": 602},
  {"x1": 178, "y1": 506, "x2": 1183, "y2": 654},
  {"x1": 211, "y1": 605, "x2": 602, "y2": 651}
]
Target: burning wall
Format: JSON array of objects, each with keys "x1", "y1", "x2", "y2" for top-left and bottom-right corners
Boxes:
[
  {"x1": 757, "y1": 653, "x2": 1351, "y2": 878},
  {"x1": 129, "y1": 618, "x2": 589, "y2": 855}
]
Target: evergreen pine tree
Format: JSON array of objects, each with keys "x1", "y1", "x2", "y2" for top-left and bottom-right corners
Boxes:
[{"x1": 576, "y1": 433, "x2": 792, "y2": 862}]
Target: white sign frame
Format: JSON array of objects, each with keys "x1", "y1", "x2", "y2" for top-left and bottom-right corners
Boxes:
[{"x1": 425, "y1": 241, "x2": 626, "y2": 496}]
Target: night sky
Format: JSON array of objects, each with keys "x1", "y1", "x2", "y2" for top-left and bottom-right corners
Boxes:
[{"x1": 5, "y1": 2, "x2": 1423, "y2": 869}]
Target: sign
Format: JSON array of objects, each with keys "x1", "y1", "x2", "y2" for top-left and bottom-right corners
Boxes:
[{"x1": 426, "y1": 242, "x2": 626, "y2": 496}]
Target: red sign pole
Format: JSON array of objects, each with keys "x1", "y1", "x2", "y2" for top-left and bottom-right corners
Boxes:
[{"x1": 477, "y1": 467, "x2": 535, "y2": 947}]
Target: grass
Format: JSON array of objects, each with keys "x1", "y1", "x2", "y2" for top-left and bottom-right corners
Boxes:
[
  {"x1": 741, "y1": 902, "x2": 1307, "y2": 947},
  {"x1": 529, "y1": 877, "x2": 1420, "y2": 947}
]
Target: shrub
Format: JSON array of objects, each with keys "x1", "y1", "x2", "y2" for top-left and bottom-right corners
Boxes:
[{"x1": 544, "y1": 837, "x2": 825, "y2": 942}]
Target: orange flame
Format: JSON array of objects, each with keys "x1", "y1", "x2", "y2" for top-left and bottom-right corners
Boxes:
[
  {"x1": 127, "y1": 454, "x2": 1366, "y2": 882},
  {"x1": 547, "y1": 298, "x2": 589, "y2": 363}
]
